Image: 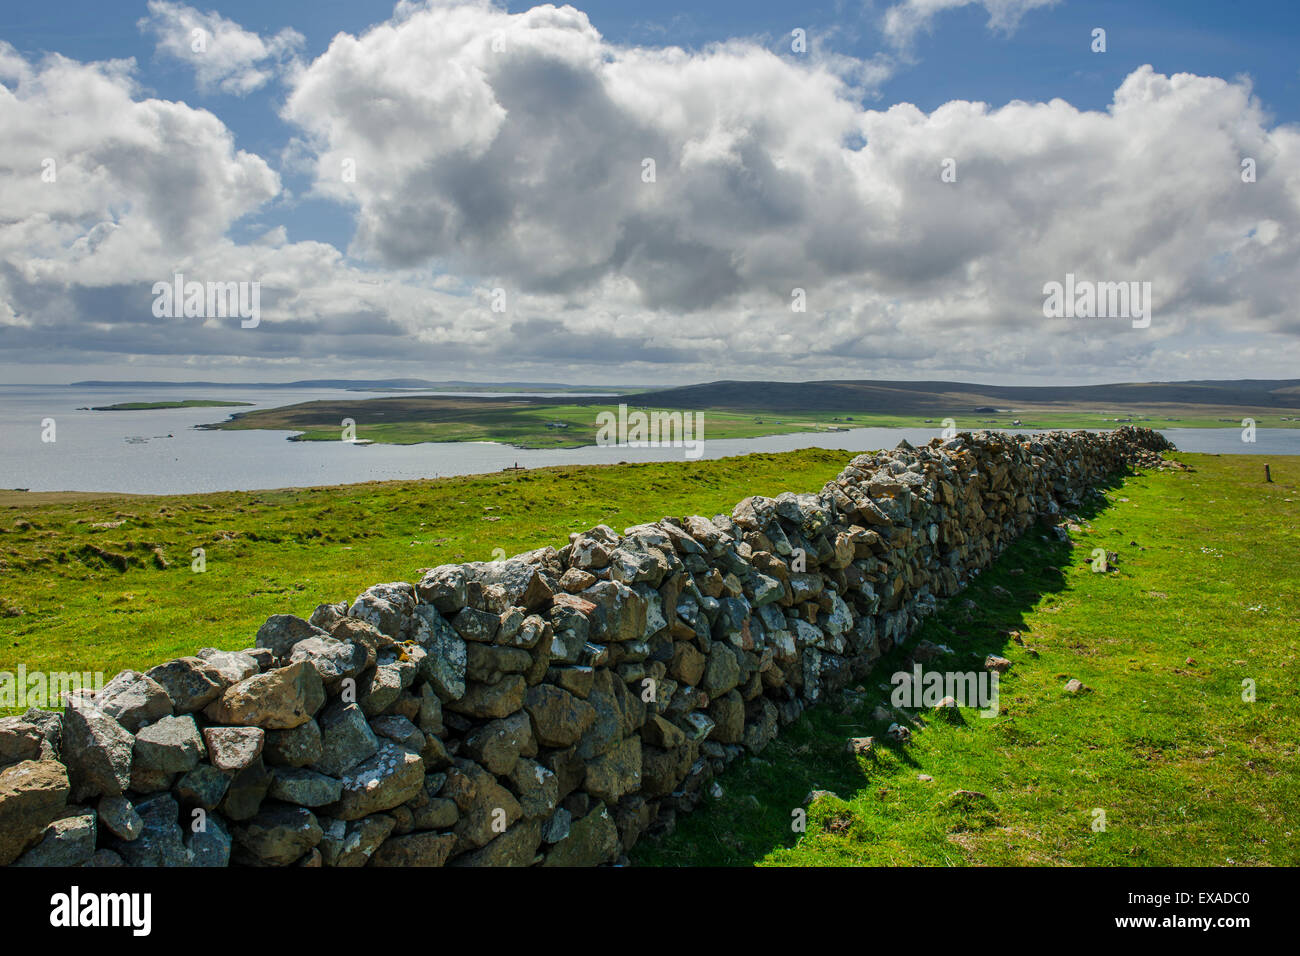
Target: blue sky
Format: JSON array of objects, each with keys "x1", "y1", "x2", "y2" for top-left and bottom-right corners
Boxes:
[{"x1": 1, "y1": 1, "x2": 1298, "y2": 384}]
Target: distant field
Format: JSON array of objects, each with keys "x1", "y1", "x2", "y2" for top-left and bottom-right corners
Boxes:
[
  {"x1": 208, "y1": 396, "x2": 866, "y2": 448},
  {"x1": 0, "y1": 447, "x2": 851, "y2": 691},
  {"x1": 204, "y1": 392, "x2": 1300, "y2": 450},
  {"x1": 633, "y1": 453, "x2": 1300, "y2": 866},
  {"x1": 89, "y1": 399, "x2": 254, "y2": 411}
]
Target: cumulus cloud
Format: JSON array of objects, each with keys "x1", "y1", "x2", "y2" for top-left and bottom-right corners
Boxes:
[
  {"x1": 2, "y1": 0, "x2": 1299, "y2": 386},
  {"x1": 138, "y1": 0, "x2": 304, "y2": 95}
]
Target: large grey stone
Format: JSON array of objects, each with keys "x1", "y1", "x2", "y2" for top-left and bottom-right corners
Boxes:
[
  {"x1": 134, "y1": 714, "x2": 206, "y2": 774},
  {"x1": 61, "y1": 703, "x2": 133, "y2": 801},
  {"x1": 96, "y1": 670, "x2": 172, "y2": 732},
  {"x1": 203, "y1": 661, "x2": 325, "y2": 730},
  {"x1": 145, "y1": 657, "x2": 227, "y2": 713},
  {"x1": 315, "y1": 702, "x2": 379, "y2": 777},
  {"x1": 255, "y1": 614, "x2": 331, "y2": 658},
  {"x1": 231, "y1": 803, "x2": 323, "y2": 866}
]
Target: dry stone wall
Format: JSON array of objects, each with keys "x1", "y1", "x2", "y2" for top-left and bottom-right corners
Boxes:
[{"x1": 0, "y1": 427, "x2": 1175, "y2": 867}]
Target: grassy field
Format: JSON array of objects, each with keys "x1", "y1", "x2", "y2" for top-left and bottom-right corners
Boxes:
[
  {"x1": 3, "y1": 448, "x2": 1295, "y2": 867},
  {"x1": 206, "y1": 394, "x2": 1300, "y2": 450},
  {"x1": 0, "y1": 448, "x2": 852, "y2": 691},
  {"x1": 633, "y1": 453, "x2": 1300, "y2": 866}
]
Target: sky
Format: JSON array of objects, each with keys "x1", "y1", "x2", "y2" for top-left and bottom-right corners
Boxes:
[{"x1": 1, "y1": 0, "x2": 1297, "y2": 386}]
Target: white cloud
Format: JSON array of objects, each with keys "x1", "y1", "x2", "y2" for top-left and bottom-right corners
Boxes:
[
  {"x1": 138, "y1": 0, "x2": 304, "y2": 95},
  {"x1": 1, "y1": 1, "x2": 1299, "y2": 386},
  {"x1": 882, "y1": 0, "x2": 1059, "y2": 48}
]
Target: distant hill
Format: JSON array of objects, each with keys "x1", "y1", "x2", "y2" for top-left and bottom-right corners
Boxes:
[
  {"x1": 612, "y1": 379, "x2": 1300, "y2": 414},
  {"x1": 70, "y1": 379, "x2": 625, "y2": 392}
]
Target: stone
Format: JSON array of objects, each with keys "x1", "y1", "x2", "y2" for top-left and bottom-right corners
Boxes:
[
  {"x1": 176, "y1": 764, "x2": 232, "y2": 811},
  {"x1": 0, "y1": 759, "x2": 70, "y2": 865},
  {"x1": 559, "y1": 568, "x2": 596, "y2": 592},
  {"x1": 702, "y1": 644, "x2": 742, "y2": 696},
  {"x1": 14, "y1": 808, "x2": 97, "y2": 866},
  {"x1": 525, "y1": 684, "x2": 596, "y2": 748},
  {"x1": 466, "y1": 643, "x2": 531, "y2": 683},
  {"x1": 96, "y1": 670, "x2": 173, "y2": 732},
  {"x1": 464, "y1": 712, "x2": 532, "y2": 776},
  {"x1": 446, "y1": 674, "x2": 527, "y2": 719},
  {"x1": 417, "y1": 565, "x2": 469, "y2": 612},
  {"x1": 20, "y1": 708, "x2": 63, "y2": 761},
  {"x1": 197, "y1": 647, "x2": 260, "y2": 684},
  {"x1": 370, "y1": 714, "x2": 424, "y2": 750},
  {"x1": 707, "y1": 690, "x2": 745, "y2": 745},
  {"x1": 113, "y1": 793, "x2": 192, "y2": 866},
  {"x1": 450, "y1": 761, "x2": 523, "y2": 850},
  {"x1": 186, "y1": 813, "x2": 232, "y2": 866},
  {"x1": 450, "y1": 819, "x2": 541, "y2": 867},
  {"x1": 129, "y1": 764, "x2": 175, "y2": 794},
  {"x1": 847, "y1": 736, "x2": 874, "y2": 756},
  {"x1": 470, "y1": 559, "x2": 555, "y2": 611},
  {"x1": 145, "y1": 657, "x2": 227, "y2": 713},
  {"x1": 549, "y1": 666, "x2": 595, "y2": 699},
  {"x1": 452, "y1": 606, "x2": 500, "y2": 643},
  {"x1": 541, "y1": 807, "x2": 572, "y2": 843},
  {"x1": 412, "y1": 691, "x2": 443, "y2": 743},
  {"x1": 505, "y1": 757, "x2": 558, "y2": 820},
  {"x1": 349, "y1": 582, "x2": 417, "y2": 639},
  {"x1": 315, "y1": 702, "x2": 380, "y2": 776},
  {"x1": 220, "y1": 760, "x2": 272, "y2": 821},
  {"x1": 329, "y1": 741, "x2": 425, "y2": 820},
  {"x1": 542, "y1": 805, "x2": 620, "y2": 867},
  {"x1": 411, "y1": 606, "x2": 468, "y2": 702},
  {"x1": 204, "y1": 661, "x2": 325, "y2": 730},
  {"x1": 203, "y1": 726, "x2": 265, "y2": 772},
  {"x1": 412, "y1": 797, "x2": 459, "y2": 830},
  {"x1": 370, "y1": 831, "x2": 458, "y2": 867},
  {"x1": 231, "y1": 803, "x2": 323, "y2": 866},
  {"x1": 289, "y1": 637, "x2": 369, "y2": 691},
  {"x1": 98, "y1": 794, "x2": 143, "y2": 840},
  {"x1": 270, "y1": 768, "x2": 344, "y2": 807},
  {"x1": 318, "y1": 814, "x2": 396, "y2": 867},
  {"x1": 984, "y1": 655, "x2": 1012, "y2": 674},
  {"x1": 0, "y1": 717, "x2": 44, "y2": 768},
  {"x1": 584, "y1": 736, "x2": 641, "y2": 804},
  {"x1": 642, "y1": 714, "x2": 686, "y2": 750},
  {"x1": 134, "y1": 714, "x2": 206, "y2": 773},
  {"x1": 264, "y1": 719, "x2": 323, "y2": 767},
  {"x1": 61, "y1": 703, "x2": 134, "y2": 801},
  {"x1": 358, "y1": 662, "x2": 405, "y2": 717},
  {"x1": 1064, "y1": 678, "x2": 1090, "y2": 695},
  {"x1": 255, "y1": 614, "x2": 331, "y2": 658},
  {"x1": 669, "y1": 643, "x2": 706, "y2": 686}
]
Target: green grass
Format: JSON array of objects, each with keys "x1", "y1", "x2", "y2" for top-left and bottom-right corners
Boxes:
[
  {"x1": 632, "y1": 453, "x2": 1300, "y2": 866},
  {"x1": 0, "y1": 448, "x2": 852, "y2": 691},
  {"x1": 89, "y1": 400, "x2": 253, "y2": 410}
]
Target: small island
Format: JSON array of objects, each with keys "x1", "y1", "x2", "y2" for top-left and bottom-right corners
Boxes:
[{"x1": 89, "y1": 399, "x2": 255, "y2": 411}]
